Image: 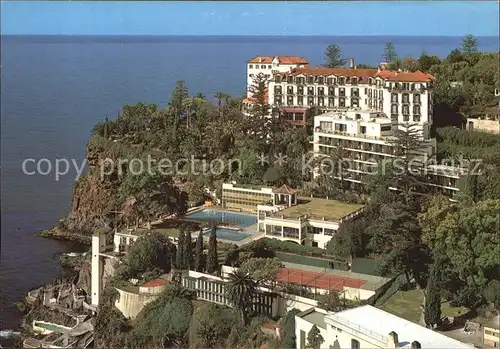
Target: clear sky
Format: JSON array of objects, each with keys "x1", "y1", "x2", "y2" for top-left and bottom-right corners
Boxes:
[{"x1": 1, "y1": 1, "x2": 499, "y2": 36}]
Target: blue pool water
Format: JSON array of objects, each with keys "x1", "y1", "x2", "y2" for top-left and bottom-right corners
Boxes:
[
  {"x1": 185, "y1": 209, "x2": 257, "y2": 227},
  {"x1": 204, "y1": 228, "x2": 250, "y2": 242}
]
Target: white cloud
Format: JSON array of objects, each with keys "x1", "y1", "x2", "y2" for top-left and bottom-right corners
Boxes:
[{"x1": 203, "y1": 11, "x2": 216, "y2": 17}]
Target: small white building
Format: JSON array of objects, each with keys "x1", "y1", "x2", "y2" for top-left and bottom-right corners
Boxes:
[{"x1": 295, "y1": 305, "x2": 474, "y2": 349}]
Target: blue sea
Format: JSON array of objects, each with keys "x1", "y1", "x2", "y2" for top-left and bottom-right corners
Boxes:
[{"x1": 0, "y1": 35, "x2": 498, "y2": 335}]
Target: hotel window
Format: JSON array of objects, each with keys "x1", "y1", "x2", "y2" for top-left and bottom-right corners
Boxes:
[
  {"x1": 391, "y1": 104, "x2": 398, "y2": 114},
  {"x1": 275, "y1": 76, "x2": 281, "y2": 83},
  {"x1": 414, "y1": 93, "x2": 421, "y2": 103},
  {"x1": 298, "y1": 86, "x2": 304, "y2": 95},
  {"x1": 318, "y1": 97, "x2": 324, "y2": 106},
  {"x1": 339, "y1": 77, "x2": 345, "y2": 85},
  {"x1": 319, "y1": 121, "x2": 333, "y2": 131},
  {"x1": 328, "y1": 97, "x2": 335, "y2": 107},
  {"x1": 328, "y1": 87, "x2": 335, "y2": 96},
  {"x1": 339, "y1": 88, "x2": 346, "y2": 97},
  {"x1": 298, "y1": 96, "x2": 304, "y2": 106},
  {"x1": 381, "y1": 125, "x2": 392, "y2": 132},
  {"x1": 307, "y1": 76, "x2": 314, "y2": 84},
  {"x1": 308, "y1": 97, "x2": 314, "y2": 106},
  {"x1": 275, "y1": 96, "x2": 282, "y2": 105},
  {"x1": 297, "y1": 77, "x2": 305, "y2": 84},
  {"x1": 368, "y1": 100, "x2": 372, "y2": 108},
  {"x1": 351, "y1": 98, "x2": 359, "y2": 108},
  {"x1": 318, "y1": 77, "x2": 324, "y2": 84},
  {"x1": 287, "y1": 96, "x2": 293, "y2": 105},
  {"x1": 351, "y1": 77, "x2": 358, "y2": 85},
  {"x1": 351, "y1": 88, "x2": 359, "y2": 97},
  {"x1": 361, "y1": 126, "x2": 367, "y2": 134},
  {"x1": 339, "y1": 97, "x2": 346, "y2": 107},
  {"x1": 368, "y1": 89, "x2": 372, "y2": 97},
  {"x1": 402, "y1": 93, "x2": 409, "y2": 103},
  {"x1": 287, "y1": 86, "x2": 294, "y2": 94},
  {"x1": 267, "y1": 65, "x2": 272, "y2": 69},
  {"x1": 403, "y1": 104, "x2": 410, "y2": 115},
  {"x1": 261, "y1": 65, "x2": 266, "y2": 69},
  {"x1": 287, "y1": 76, "x2": 293, "y2": 83},
  {"x1": 318, "y1": 87, "x2": 325, "y2": 96},
  {"x1": 327, "y1": 77, "x2": 333, "y2": 85},
  {"x1": 308, "y1": 87, "x2": 314, "y2": 96},
  {"x1": 413, "y1": 105, "x2": 421, "y2": 115},
  {"x1": 351, "y1": 339, "x2": 360, "y2": 349},
  {"x1": 391, "y1": 93, "x2": 398, "y2": 103},
  {"x1": 249, "y1": 65, "x2": 253, "y2": 69}
]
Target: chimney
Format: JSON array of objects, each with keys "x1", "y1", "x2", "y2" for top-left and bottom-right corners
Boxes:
[
  {"x1": 387, "y1": 331, "x2": 399, "y2": 348},
  {"x1": 349, "y1": 58, "x2": 355, "y2": 69},
  {"x1": 410, "y1": 341, "x2": 421, "y2": 349}
]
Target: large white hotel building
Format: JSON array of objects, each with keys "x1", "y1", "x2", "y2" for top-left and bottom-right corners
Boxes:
[{"x1": 244, "y1": 55, "x2": 466, "y2": 196}]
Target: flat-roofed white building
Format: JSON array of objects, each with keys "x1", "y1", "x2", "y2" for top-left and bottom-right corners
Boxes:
[
  {"x1": 258, "y1": 195, "x2": 364, "y2": 249},
  {"x1": 295, "y1": 305, "x2": 474, "y2": 349}
]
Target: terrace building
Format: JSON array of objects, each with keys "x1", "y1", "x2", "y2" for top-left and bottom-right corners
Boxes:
[
  {"x1": 295, "y1": 305, "x2": 474, "y2": 349},
  {"x1": 258, "y1": 196, "x2": 364, "y2": 248},
  {"x1": 312, "y1": 110, "x2": 466, "y2": 197}
]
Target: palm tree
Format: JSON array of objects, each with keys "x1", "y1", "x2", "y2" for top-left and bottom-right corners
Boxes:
[{"x1": 225, "y1": 269, "x2": 258, "y2": 325}]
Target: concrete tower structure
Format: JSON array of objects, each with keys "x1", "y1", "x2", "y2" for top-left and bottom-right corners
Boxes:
[{"x1": 91, "y1": 231, "x2": 106, "y2": 306}]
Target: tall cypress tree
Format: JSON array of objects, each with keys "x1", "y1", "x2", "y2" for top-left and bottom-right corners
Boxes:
[
  {"x1": 183, "y1": 230, "x2": 193, "y2": 270},
  {"x1": 176, "y1": 228, "x2": 185, "y2": 270},
  {"x1": 206, "y1": 223, "x2": 219, "y2": 274},
  {"x1": 194, "y1": 229, "x2": 204, "y2": 272},
  {"x1": 424, "y1": 258, "x2": 442, "y2": 328}
]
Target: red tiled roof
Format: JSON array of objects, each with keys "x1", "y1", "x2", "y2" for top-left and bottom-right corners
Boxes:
[
  {"x1": 248, "y1": 56, "x2": 308, "y2": 64},
  {"x1": 376, "y1": 70, "x2": 434, "y2": 82},
  {"x1": 142, "y1": 279, "x2": 167, "y2": 288},
  {"x1": 278, "y1": 67, "x2": 434, "y2": 83},
  {"x1": 273, "y1": 184, "x2": 297, "y2": 195},
  {"x1": 279, "y1": 67, "x2": 378, "y2": 80}
]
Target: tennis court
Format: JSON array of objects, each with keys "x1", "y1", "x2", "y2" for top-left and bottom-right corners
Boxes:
[{"x1": 276, "y1": 267, "x2": 367, "y2": 291}]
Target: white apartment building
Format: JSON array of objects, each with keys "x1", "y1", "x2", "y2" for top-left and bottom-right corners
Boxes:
[
  {"x1": 267, "y1": 66, "x2": 434, "y2": 138},
  {"x1": 246, "y1": 55, "x2": 309, "y2": 97},
  {"x1": 312, "y1": 110, "x2": 464, "y2": 197},
  {"x1": 295, "y1": 305, "x2": 474, "y2": 349}
]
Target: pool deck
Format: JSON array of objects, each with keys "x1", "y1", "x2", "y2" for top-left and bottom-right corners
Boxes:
[{"x1": 197, "y1": 223, "x2": 264, "y2": 246}]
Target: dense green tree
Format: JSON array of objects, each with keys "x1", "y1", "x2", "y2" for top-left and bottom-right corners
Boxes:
[
  {"x1": 418, "y1": 51, "x2": 441, "y2": 72},
  {"x1": 383, "y1": 42, "x2": 398, "y2": 63},
  {"x1": 424, "y1": 258, "x2": 442, "y2": 328},
  {"x1": 132, "y1": 295, "x2": 193, "y2": 348},
  {"x1": 239, "y1": 257, "x2": 283, "y2": 286},
  {"x1": 280, "y1": 309, "x2": 301, "y2": 349},
  {"x1": 316, "y1": 290, "x2": 349, "y2": 312},
  {"x1": 189, "y1": 303, "x2": 240, "y2": 349},
  {"x1": 248, "y1": 72, "x2": 271, "y2": 120},
  {"x1": 194, "y1": 229, "x2": 204, "y2": 272},
  {"x1": 461, "y1": 34, "x2": 478, "y2": 54},
  {"x1": 326, "y1": 218, "x2": 367, "y2": 259},
  {"x1": 183, "y1": 230, "x2": 193, "y2": 270},
  {"x1": 206, "y1": 224, "x2": 219, "y2": 274},
  {"x1": 324, "y1": 44, "x2": 347, "y2": 68},
  {"x1": 306, "y1": 325, "x2": 324, "y2": 349},
  {"x1": 176, "y1": 227, "x2": 186, "y2": 270},
  {"x1": 225, "y1": 269, "x2": 258, "y2": 325},
  {"x1": 119, "y1": 231, "x2": 171, "y2": 279},
  {"x1": 420, "y1": 198, "x2": 500, "y2": 307}
]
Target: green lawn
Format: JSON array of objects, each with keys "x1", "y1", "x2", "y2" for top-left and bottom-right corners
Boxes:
[
  {"x1": 380, "y1": 289, "x2": 424, "y2": 323},
  {"x1": 379, "y1": 289, "x2": 472, "y2": 324}
]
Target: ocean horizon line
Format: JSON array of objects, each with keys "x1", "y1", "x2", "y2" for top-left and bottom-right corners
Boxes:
[{"x1": 2, "y1": 34, "x2": 498, "y2": 38}]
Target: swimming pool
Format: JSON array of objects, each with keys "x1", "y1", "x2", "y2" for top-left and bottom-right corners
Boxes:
[
  {"x1": 204, "y1": 228, "x2": 250, "y2": 242},
  {"x1": 185, "y1": 209, "x2": 257, "y2": 228}
]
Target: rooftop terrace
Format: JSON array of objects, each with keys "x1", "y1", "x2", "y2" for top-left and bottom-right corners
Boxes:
[{"x1": 270, "y1": 197, "x2": 364, "y2": 221}]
